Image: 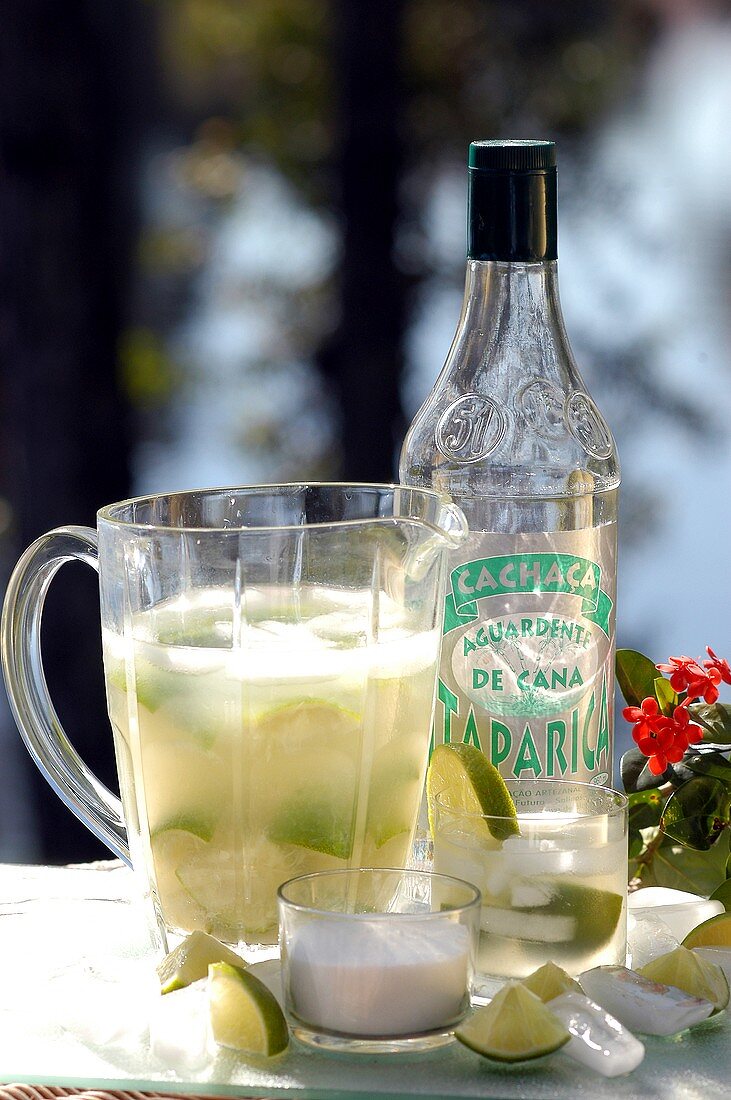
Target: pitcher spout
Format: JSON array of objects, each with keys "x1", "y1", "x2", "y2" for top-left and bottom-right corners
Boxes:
[{"x1": 435, "y1": 498, "x2": 469, "y2": 549}]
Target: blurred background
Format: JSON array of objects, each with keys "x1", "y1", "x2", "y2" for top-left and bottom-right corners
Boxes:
[{"x1": 1, "y1": 0, "x2": 730, "y2": 863}]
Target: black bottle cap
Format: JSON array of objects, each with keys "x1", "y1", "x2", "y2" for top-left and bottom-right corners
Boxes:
[{"x1": 468, "y1": 139, "x2": 558, "y2": 262}]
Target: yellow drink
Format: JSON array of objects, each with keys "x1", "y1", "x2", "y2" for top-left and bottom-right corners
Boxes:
[{"x1": 103, "y1": 587, "x2": 438, "y2": 947}]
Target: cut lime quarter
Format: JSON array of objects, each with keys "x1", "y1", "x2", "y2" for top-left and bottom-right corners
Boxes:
[
  {"x1": 520, "y1": 961, "x2": 583, "y2": 1003},
  {"x1": 455, "y1": 982, "x2": 570, "y2": 1063},
  {"x1": 208, "y1": 961, "x2": 288, "y2": 1055},
  {"x1": 426, "y1": 743, "x2": 518, "y2": 844},
  {"x1": 639, "y1": 946, "x2": 729, "y2": 1014},
  {"x1": 157, "y1": 931, "x2": 246, "y2": 994}
]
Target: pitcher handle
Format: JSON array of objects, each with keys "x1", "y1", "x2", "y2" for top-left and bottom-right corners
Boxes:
[{"x1": 1, "y1": 526, "x2": 130, "y2": 865}]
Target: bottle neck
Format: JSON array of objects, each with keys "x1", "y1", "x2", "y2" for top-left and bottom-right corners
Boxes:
[
  {"x1": 459, "y1": 259, "x2": 566, "y2": 343},
  {"x1": 468, "y1": 167, "x2": 557, "y2": 262}
]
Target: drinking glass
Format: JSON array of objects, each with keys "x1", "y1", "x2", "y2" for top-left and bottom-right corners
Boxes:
[
  {"x1": 1, "y1": 484, "x2": 466, "y2": 955},
  {"x1": 432, "y1": 780, "x2": 627, "y2": 991},
  {"x1": 278, "y1": 867, "x2": 480, "y2": 1053}
]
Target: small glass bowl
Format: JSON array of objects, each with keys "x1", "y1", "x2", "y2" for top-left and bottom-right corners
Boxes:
[{"x1": 278, "y1": 866, "x2": 480, "y2": 1054}]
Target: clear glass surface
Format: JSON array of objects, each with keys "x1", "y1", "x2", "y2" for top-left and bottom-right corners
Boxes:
[
  {"x1": 278, "y1": 867, "x2": 480, "y2": 1053},
  {"x1": 432, "y1": 780, "x2": 628, "y2": 991},
  {"x1": 1, "y1": 484, "x2": 466, "y2": 956},
  {"x1": 0, "y1": 856, "x2": 728, "y2": 1100}
]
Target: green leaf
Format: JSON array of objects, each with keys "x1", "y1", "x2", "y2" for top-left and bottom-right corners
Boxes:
[
  {"x1": 688, "y1": 703, "x2": 731, "y2": 744},
  {"x1": 628, "y1": 790, "x2": 664, "y2": 859},
  {"x1": 620, "y1": 747, "x2": 667, "y2": 793},
  {"x1": 661, "y1": 776, "x2": 731, "y2": 850},
  {"x1": 654, "y1": 676, "x2": 678, "y2": 715},
  {"x1": 616, "y1": 649, "x2": 661, "y2": 708},
  {"x1": 709, "y1": 878, "x2": 731, "y2": 912},
  {"x1": 651, "y1": 829, "x2": 729, "y2": 895},
  {"x1": 683, "y1": 751, "x2": 731, "y2": 785},
  {"x1": 668, "y1": 746, "x2": 731, "y2": 786}
]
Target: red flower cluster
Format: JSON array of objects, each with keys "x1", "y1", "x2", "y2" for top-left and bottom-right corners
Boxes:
[
  {"x1": 656, "y1": 653, "x2": 725, "y2": 704},
  {"x1": 623, "y1": 645, "x2": 729, "y2": 776},
  {"x1": 622, "y1": 697, "x2": 703, "y2": 775}
]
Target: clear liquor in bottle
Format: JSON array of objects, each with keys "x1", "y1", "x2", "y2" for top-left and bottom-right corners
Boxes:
[{"x1": 400, "y1": 140, "x2": 620, "y2": 784}]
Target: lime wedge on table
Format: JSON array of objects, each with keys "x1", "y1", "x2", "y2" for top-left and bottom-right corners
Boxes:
[
  {"x1": 639, "y1": 946, "x2": 729, "y2": 1014},
  {"x1": 426, "y1": 742, "x2": 518, "y2": 844},
  {"x1": 208, "y1": 961, "x2": 289, "y2": 1055},
  {"x1": 520, "y1": 961, "x2": 583, "y2": 1003},
  {"x1": 455, "y1": 982, "x2": 570, "y2": 1063},
  {"x1": 683, "y1": 911, "x2": 731, "y2": 949},
  {"x1": 158, "y1": 930, "x2": 246, "y2": 993}
]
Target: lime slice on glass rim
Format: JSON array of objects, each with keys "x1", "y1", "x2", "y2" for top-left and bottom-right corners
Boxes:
[
  {"x1": 639, "y1": 946, "x2": 729, "y2": 1014},
  {"x1": 455, "y1": 981, "x2": 570, "y2": 1063},
  {"x1": 426, "y1": 742, "x2": 519, "y2": 844},
  {"x1": 157, "y1": 931, "x2": 246, "y2": 994},
  {"x1": 208, "y1": 961, "x2": 289, "y2": 1055}
]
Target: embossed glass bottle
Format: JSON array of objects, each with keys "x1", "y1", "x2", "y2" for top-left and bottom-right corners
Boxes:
[{"x1": 400, "y1": 140, "x2": 620, "y2": 784}]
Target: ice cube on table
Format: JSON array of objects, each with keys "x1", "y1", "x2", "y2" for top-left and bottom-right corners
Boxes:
[
  {"x1": 579, "y1": 965, "x2": 714, "y2": 1035},
  {"x1": 50, "y1": 965, "x2": 154, "y2": 1048},
  {"x1": 548, "y1": 991, "x2": 645, "y2": 1077},
  {"x1": 628, "y1": 887, "x2": 724, "y2": 942},
  {"x1": 149, "y1": 983, "x2": 212, "y2": 1071},
  {"x1": 627, "y1": 910, "x2": 679, "y2": 969}
]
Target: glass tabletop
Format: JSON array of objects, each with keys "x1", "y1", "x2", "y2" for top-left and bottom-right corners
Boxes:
[{"x1": 0, "y1": 862, "x2": 728, "y2": 1099}]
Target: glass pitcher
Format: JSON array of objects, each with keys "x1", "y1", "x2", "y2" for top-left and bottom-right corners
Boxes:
[{"x1": 1, "y1": 484, "x2": 466, "y2": 953}]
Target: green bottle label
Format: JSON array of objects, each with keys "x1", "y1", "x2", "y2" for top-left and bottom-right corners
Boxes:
[{"x1": 434, "y1": 526, "x2": 617, "y2": 784}]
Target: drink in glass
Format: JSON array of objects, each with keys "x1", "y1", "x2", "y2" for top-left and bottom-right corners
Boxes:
[{"x1": 432, "y1": 780, "x2": 627, "y2": 982}]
